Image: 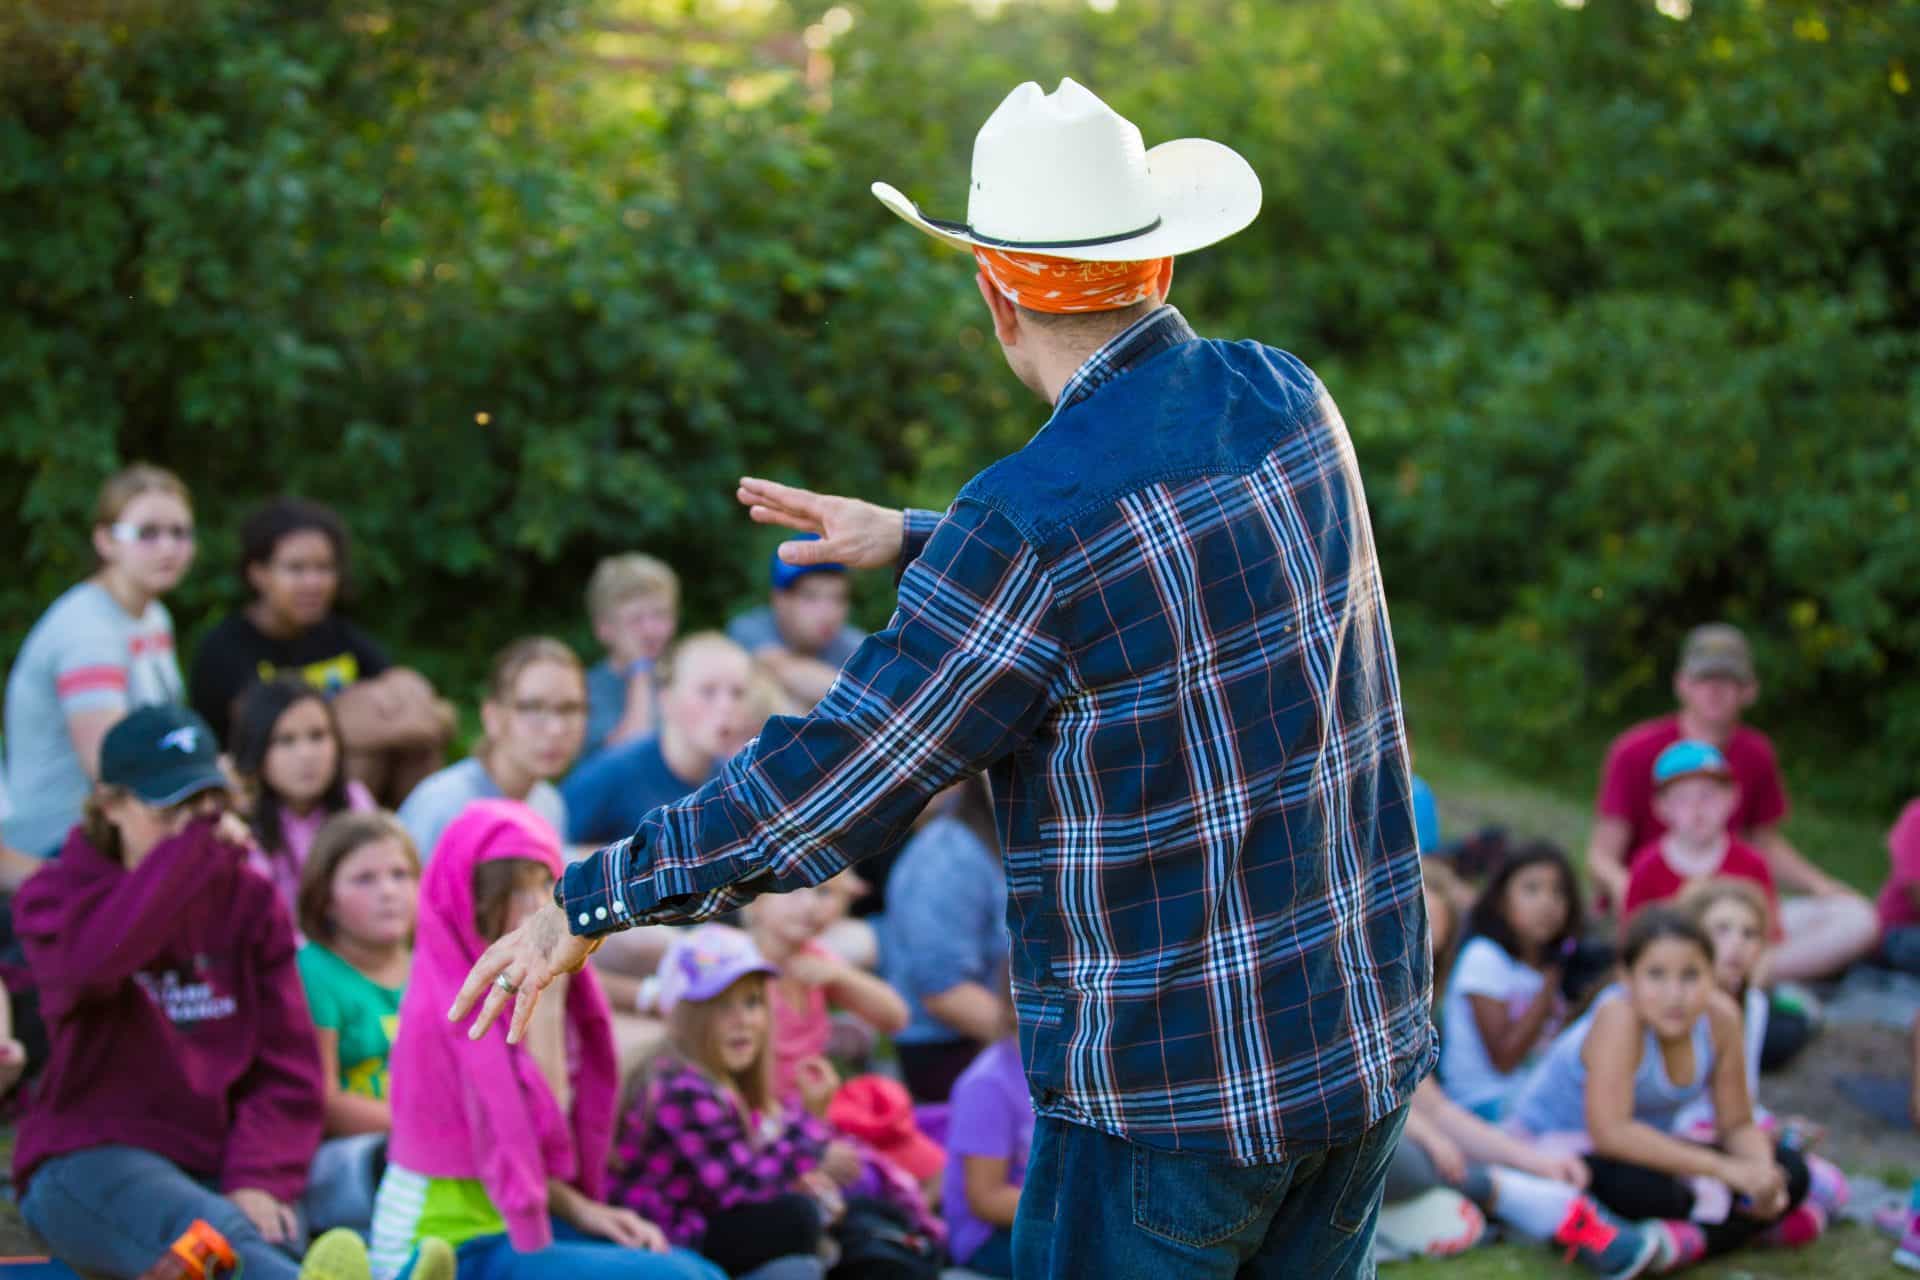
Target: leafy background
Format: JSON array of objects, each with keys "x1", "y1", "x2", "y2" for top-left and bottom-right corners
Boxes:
[{"x1": 2, "y1": 0, "x2": 1915, "y2": 811}]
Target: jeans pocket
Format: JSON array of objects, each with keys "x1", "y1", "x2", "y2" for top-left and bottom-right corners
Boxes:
[
  {"x1": 1130, "y1": 1143, "x2": 1288, "y2": 1249},
  {"x1": 1330, "y1": 1106, "x2": 1411, "y2": 1235}
]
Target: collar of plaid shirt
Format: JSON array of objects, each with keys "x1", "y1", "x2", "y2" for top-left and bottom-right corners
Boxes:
[{"x1": 1053, "y1": 303, "x2": 1196, "y2": 415}]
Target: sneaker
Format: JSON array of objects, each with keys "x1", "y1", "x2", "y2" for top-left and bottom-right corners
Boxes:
[
  {"x1": 1758, "y1": 1202, "x2": 1826, "y2": 1248},
  {"x1": 1650, "y1": 1220, "x2": 1707, "y2": 1274},
  {"x1": 300, "y1": 1228, "x2": 372, "y2": 1280},
  {"x1": 1551, "y1": 1198, "x2": 1660, "y2": 1279},
  {"x1": 1806, "y1": 1155, "x2": 1850, "y2": 1214},
  {"x1": 1898, "y1": 1215, "x2": 1920, "y2": 1272},
  {"x1": 1373, "y1": 1187, "x2": 1487, "y2": 1258},
  {"x1": 411, "y1": 1237, "x2": 457, "y2": 1280}
]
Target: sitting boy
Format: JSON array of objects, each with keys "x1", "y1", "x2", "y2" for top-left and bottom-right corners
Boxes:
[
  {"x1": 579, "y1": 553, "x2": 680, "y2": 765},
  {"x1": 726, "y1": 536, "x2": 866, "y2": 708}
]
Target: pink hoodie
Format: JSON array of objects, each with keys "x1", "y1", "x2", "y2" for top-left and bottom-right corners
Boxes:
[{"x1": 386, "y1": 799, "x2": 616, "y2": 1252}]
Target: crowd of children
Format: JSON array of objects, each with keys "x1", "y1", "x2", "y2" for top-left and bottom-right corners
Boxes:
[{"x1": 1, "y1": 465, "x2": 1917, "y2": 1279}]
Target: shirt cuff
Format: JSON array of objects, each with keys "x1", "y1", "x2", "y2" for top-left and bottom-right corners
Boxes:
[
  {"x1": 895, "y1": 508, "x2": 942, "y2": 586},
  {"x1": 556, "y1": 836, "x2": 646, "y2": 936}
]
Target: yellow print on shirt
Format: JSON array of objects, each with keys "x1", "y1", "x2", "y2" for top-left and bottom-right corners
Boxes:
[
  {"x1": 342, "y1": 1015, "x2": 400, "y2": 1099},
  {"x1": 257, "y1": 653, "x2": 360, "y2": 696}
]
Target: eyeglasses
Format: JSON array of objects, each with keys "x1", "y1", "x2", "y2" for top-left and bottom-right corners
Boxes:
[
  {"x1": 509, "y1": 700, "x2": 589, "y2": 725},
  {"x1": 110, "y1": 522, "x2": 196, "y2": 546}
]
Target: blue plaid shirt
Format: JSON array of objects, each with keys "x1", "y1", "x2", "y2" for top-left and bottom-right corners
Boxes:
[{"x1": 561, "y1": 305, "x2": 1435, "y2": 1162}]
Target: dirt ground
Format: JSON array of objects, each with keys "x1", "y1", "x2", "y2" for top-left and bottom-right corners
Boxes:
[{"x1": 1764, "y1": 1020, "x2": 1918, "y2": 1178}]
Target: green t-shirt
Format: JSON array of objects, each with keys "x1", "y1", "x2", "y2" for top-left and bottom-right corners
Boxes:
[{"x1": 297, "y1": 942, "x2": 403, "y2": 1099}]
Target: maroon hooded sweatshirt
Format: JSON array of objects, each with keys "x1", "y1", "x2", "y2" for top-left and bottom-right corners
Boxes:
[{"x1": 12, "y1": 820, "x2": 324, "y2": 1202}]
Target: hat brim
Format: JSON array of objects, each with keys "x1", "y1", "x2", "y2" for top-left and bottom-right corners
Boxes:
[
  {"x1": 872, "y1": 137, "x2": 1262, "y2": 263},
  {"x1": 880, "y1": 1130, "x2": 946, "y2": 1181},
  {"x1": 130, "y1": 769, "x2": 231, "y2": 809}
]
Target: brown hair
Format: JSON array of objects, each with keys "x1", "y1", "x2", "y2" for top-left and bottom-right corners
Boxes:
[
  {"x1": 474, "y1": 636, "x2": 584, "y2": 758},
  {"x1": 472, "y1": 857, "x2": 554, "y2": 943},
  {"x1": 1678, "y1": 876, "x2": 1773, "y2": 941},
  {"x1": 297, "y1": 810, "x2": 420, "y2": 941},
  {"x1": 95, "y1": 463, "x2": 191, "y2": 527},
  {"x1": 665, "y1": 972, "x2": 773, "y2": 1117},
  {"x1": 586, "y1": 553, "x2": 680, "y2": 621},
  {"x1": 81, "y1": 784, "x2": 133, "y2": 863},
  {"x1": 1420, "y1": 856, "x2": 1466, "y2": 992}
]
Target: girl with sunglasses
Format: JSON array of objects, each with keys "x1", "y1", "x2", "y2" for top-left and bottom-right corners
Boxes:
[{"x1": 4, "y1": 464, "x2": 196, "y2": 862}]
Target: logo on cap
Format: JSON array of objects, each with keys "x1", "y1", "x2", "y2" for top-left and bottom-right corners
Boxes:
[{"x1": 160, "y1": 727, "x2": 200, "y2": 754}]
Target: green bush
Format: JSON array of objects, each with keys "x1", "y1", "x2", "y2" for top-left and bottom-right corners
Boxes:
[{"x1": 2, "y1": 0, "x2": 1914, "y2": 805}]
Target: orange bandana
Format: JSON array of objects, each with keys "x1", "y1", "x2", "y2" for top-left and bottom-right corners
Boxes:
[{"x1": 973, "y1": 248, "x2": 1171, "y2": 315}]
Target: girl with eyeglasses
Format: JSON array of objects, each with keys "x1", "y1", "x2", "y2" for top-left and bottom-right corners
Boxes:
[
  {"x1": 396, "y1": 637, "x2": 587, "y2": 864},
  {"x1": 3, "y1": 464, "x2": 195, "y2": 862}
]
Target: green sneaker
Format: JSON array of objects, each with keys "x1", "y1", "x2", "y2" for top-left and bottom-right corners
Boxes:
[{"x1": 299, "y1": 1228, "x2": 370, "y2": 1280}]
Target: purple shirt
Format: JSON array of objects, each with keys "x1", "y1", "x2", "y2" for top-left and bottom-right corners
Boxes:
[{"x1": 944, "y1": 1039, "x2": 1032, "y2": 1264}]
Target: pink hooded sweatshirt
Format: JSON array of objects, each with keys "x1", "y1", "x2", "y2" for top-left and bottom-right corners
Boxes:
[{"x1": 386, "y1": 799, "x2": 617, "y2": 1252}]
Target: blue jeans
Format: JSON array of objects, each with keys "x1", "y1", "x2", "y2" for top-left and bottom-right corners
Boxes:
[
  {"x1": 1011, "y1": 1107, "x2": 1408, "y2": 1279},
  {"x1": 396, "y1": 1221, "x2": 725, "y2": 1280},
  {"x1": 302, "y1": 1133, "x2": 386, "y2": 1236},
  {"x1": 965, "y1": 1227, "x2": 1015, "y2": 1276},
  {"x1": 20, "y1": 1145, "x2": 305, "y2": 1280}
]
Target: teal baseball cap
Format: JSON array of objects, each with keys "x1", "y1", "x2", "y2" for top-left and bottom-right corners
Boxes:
[
  {"x1": 1652, "y1": 739, "x2": 1735, "y2": 790},
  {"x1": 99, "y1": 705, "x2": 230, "y2": 807}
]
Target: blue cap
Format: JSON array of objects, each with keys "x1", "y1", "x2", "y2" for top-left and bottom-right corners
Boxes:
[
  {"x1": 1652, "y1": 739, "x2": 1735, "y2": 789},
  {"x1": 770, "y1": 533, "x2": 846, "y2": 591},
  {"x1": 99, "y1": 706, "x2": 230, "y2": 807}
]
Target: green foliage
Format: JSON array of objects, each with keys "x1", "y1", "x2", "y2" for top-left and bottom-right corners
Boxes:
[{"x1": 2, "y1": 0, "x2": 1915, "y2": 804}]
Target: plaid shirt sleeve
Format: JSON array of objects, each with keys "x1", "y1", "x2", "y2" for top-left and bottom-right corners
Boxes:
[
  {"x1": 894, "y1": 507, "x2": 943, "y2": 583},
  {"x1": 558, "y1": 499, "x2": 1069, "y2": 931}
]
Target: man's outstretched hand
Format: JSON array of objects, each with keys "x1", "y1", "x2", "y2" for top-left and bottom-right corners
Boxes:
[
  {"x1": 737, "y1": 477, "x2": 904, "y2": 572},
  {"x1": 448, "y1": 902, "x2": 600, "y2": 1044}
]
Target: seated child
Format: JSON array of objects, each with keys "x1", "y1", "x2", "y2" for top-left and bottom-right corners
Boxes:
[
  {"x1": 295, "y1": 811, "x2": 419, "y2": 1235},
  {"x1": 235, "y1": 678, "x2": 378, "y2": 922},
  {"x1": 1623, "y1": 742, "x2": 1779, "y2": 927},
  {"x1": 743, "y1": 884, "x2": 908, "y2": 1111},
  {"x1": 611, "y1": 925, "x2": 939, "y2": 1279},
  {"x1": 580, "y1": 553, "x2": 680, "y2": 765},
  {"x1": 1440, "y1": 843, "x2": 1581, "y2": 1119},
  {"x1": 12, "y1": 706, "x2": 372, "y2": 1280},
  {"x1": 1508, "y1": 907, "x2": 1812, "y2": 1269},
  {"x1": 1877, "y1": 797, "x2": 1920, "y2": 973},
  {"x1": 368, "y1": 799, "x2": 719, "y2": 1280},
  {"x1": 1380, "y1": 856, "x2": 1660, "y2": 1277},
  {"x1": 1675, "y1": 879, "x2": 1847, "y2": 1244},
  {"x1": 942, "y1": 1008, "x2": 1029, "y2": 1278}
]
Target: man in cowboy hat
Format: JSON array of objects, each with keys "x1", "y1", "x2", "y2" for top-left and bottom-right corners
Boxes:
[{"x1": 454, "y1": 79, "x2": 1436, "y2": 1277}]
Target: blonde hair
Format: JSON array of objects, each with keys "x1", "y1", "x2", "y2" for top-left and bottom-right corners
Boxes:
[
  {"x1": 95, "y1": 463, "x2": 191, "y2": 527},
  {"x1": 586, "y1": 553, "x2": 680, "y2": 622},
  {"x1": 664, "y1": 972, "x2": 773, "y2": 1117},
  {"x1": 298, "y1": 810, "x2": 420, "y2": 941},
  {"x1": 652, "y1": 631, "x2": 750, "y2": 691}
]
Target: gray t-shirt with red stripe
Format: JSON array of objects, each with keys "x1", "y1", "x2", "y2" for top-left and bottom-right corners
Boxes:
[{"x1": 4, "y1": 582, "x2": 183, "y2": 855}]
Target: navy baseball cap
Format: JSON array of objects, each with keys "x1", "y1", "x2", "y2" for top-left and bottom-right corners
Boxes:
[
  {"x1": 99, "y1": 706, "x2": 230, "y2": 807},
  {"x1": 769, "y1": 533, "x2": 847, "y2": 591}
]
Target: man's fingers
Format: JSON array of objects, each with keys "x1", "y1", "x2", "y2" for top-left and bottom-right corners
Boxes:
[
  {"x1": 777, "y1": 536, "x2": 843, "y2": 567},
  {"x1": 448, "y1": 943, "x2": 509, "y2": 1022},
  {"x1": 746, "y1": 502, "x2": 820, "y2": 534},
  {"x1": 740, "y1": 476, "x2": 826, "y2": 516},
  {"x1": 467, "y1": 980, "x2": 512, "y2": 1041},
  {"x1": 506, "y1": 984, "x2": 543, "y2": 1046}
]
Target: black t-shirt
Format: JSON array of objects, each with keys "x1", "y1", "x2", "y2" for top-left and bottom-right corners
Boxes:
[{"x1": 189, "y1": 612, "x2": 392, "y2": 746}]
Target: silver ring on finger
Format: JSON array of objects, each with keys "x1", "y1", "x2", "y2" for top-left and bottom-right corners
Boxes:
[{"x1": 494, "y1": 973, "x2": 520, "y2": 995}]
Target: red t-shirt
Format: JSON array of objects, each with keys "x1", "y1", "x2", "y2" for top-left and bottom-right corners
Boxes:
[
  {"x1": 1877, "y1": 798, "x2": 1920, "y2": 933},
  {"x1": 1622, "y1": 836, "x2": 1781, "y2": 935},
  {"x1": 1596, "y1": 715, "x2": 1790, "y2": 852}
]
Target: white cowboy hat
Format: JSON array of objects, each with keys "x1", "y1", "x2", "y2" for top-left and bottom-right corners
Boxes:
[{"x1": 872, "y1": 78, "x2": 1261, "y2": 262}]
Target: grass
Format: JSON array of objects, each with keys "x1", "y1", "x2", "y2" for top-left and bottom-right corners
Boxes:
[{"x1": 1392, "y1": 1226, "x2": 1911, "y2": 1279}]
